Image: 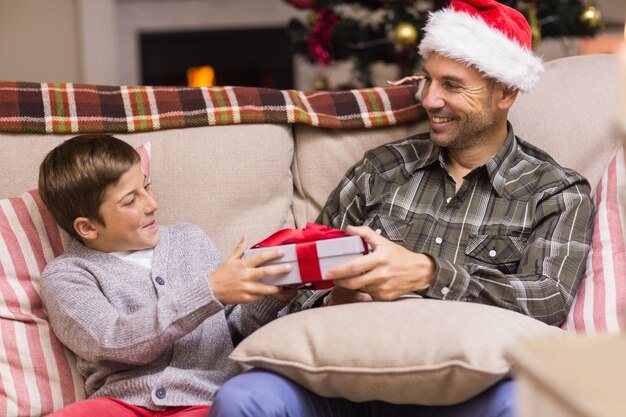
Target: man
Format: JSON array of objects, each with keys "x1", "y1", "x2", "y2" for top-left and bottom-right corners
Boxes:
[
  {"x1": 209, "y1": 1, "x2": 593, "y2": 416},
  {"x1": 299, "y1": 0, "x2": 591, "y2": 327}
]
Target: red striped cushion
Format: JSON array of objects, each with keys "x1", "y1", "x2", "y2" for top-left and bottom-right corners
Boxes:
[
  {"x1": 564, "y1": 145, "x2": 626, "y2": 334},
  {"x1": 0, "y1": 142, "x2": 151, "y2": 416},
  {"x1": 0, "y1": 191, "x2": 82, "y2": 416}
]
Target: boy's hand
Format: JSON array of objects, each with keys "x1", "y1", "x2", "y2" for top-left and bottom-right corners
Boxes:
[
  {"x1": 271, "y1": 284, "x2": 299, "y2": 302},
  {"x1": 208, "y1": 235, "x2": 291, "y2": 305}
]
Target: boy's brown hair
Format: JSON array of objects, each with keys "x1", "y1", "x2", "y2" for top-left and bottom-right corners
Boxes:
[{"x1": 38, "y1": 134, "x2": 140, "y2": 239}]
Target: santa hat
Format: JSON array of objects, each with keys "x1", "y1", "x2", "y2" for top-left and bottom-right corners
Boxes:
[{"x1": 418, "y1": 0, "x2": 544, "y2": 92}]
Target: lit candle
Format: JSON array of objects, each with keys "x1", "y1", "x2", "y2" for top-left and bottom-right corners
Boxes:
[{"x1": 619, "y1": 24, "x2": 626, "y2": 133}]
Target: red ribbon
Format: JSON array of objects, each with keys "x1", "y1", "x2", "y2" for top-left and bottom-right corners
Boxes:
[
  {"x1": 252, "y1": 222, "x2": 349, "y2": 247},
  {"x1": 252, "y1": 223, "x2": 357, "y2": 290}
]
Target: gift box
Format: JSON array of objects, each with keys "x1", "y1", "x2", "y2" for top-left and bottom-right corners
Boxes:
[{"x1": 243, "y1": 223, "x2": 369, "y2": 289}]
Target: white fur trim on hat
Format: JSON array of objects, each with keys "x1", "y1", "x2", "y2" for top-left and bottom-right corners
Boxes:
[{"x1": 418, "y1": 8, "x2": 544, "y2": 92}]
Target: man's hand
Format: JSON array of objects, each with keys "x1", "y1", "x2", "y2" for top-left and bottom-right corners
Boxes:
[
  {"x1": 208, "y1": 235, "x2": 291, "y2": 305},
  {"x1": 326, "y1": 225, "x2": 435, "y2": 301}
]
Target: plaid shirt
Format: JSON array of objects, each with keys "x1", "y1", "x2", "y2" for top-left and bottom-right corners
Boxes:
[{"x1": 291, "y1": 124, "x2": 593, "y2": 326}]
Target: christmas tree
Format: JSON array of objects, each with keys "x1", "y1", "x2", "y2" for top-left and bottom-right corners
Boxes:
[{"x1": 284, "y1": 0, "x2": 603, "y2": 88}]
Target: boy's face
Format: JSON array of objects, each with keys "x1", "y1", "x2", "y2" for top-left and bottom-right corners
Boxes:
[{"x1": 80, "y1": 162, "x2": 160, "y2": 253}]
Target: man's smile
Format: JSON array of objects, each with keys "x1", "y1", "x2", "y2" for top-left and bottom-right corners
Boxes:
[{"x1": 430, "y1": 116, "x2": 453, "y2": 124}]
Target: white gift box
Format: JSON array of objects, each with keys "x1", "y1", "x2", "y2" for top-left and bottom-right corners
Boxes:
[{"x1": 243, "y1": 235, "x2": 368, "y2": 286}]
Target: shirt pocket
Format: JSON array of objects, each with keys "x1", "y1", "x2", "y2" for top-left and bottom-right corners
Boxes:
[
  {"x1": 364, "y1": 214, "x2": 412, "y2": 243},
  {"x1": 465, "y1": 234, "x2": 526, "y2": 274}
]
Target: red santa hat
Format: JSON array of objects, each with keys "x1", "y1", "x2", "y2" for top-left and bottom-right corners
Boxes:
[{"x1": 418, "y1": 0, "x2": 544, "y2": 92}]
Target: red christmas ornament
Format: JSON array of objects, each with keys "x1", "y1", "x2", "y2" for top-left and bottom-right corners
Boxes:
[
  {"x1": 285, "y1": 0, "x2": 318, "y2": 9},
  {"x1": 306, "y1": 9, "x2": 338, "y2": 66}
]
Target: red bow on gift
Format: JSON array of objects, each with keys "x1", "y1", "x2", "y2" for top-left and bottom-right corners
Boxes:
[{"x1": 251, "y1": 222, "x2": 365, "y2": 290}]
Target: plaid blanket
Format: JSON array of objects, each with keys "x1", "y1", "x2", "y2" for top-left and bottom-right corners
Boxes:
[{"x1": 0, "y1": 81, "x2": 424, "y2": 134}]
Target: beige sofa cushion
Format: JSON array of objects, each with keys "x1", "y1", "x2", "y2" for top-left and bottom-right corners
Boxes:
[
  {"x1": 230, "y1": 298, "x2": 564, "y2": 405},
  {"x1": 292, "y1": 121, "x2": 428, "y2": 227},
  {"x1": 509, "y1": 54, "x2": 622, "y2": 191},
  {"x1": 120, "y1": 125, "x2": 295, "y2": 254},
  {"x1": 0, "y1": 124, "x2": 295, "y2": 254},
  {"x1": 0, "y1": 134, "x2": 72, "y2": 199}
]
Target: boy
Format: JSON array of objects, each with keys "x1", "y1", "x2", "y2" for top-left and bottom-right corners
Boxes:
[{"x1": 38, "y1": 134, "x2": 295, "y2": 416}]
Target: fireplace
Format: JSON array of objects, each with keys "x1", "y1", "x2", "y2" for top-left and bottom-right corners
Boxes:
[{"x1": 140, "y1": 27, "x2": 294, "y2": 88}]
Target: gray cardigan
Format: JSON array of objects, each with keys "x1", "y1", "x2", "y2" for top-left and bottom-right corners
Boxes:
[{"x1": 41, "y1": 223, "x2": 287, "y2": 410}]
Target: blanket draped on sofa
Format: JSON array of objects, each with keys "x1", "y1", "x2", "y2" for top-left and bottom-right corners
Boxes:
[{"x1": 0, "y1": 82, "x2": 425, "y2": 133}]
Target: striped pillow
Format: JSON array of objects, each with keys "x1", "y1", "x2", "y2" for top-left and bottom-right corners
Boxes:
[
  {"x1": 0, "y1": 142, "x2": 151, "y2": 416},
  {"x1": 564, "y1": 145, "x2": 626, "y2": 333},
  {"x1": 0, "y1": 190, "x2": 82, "y2": 416}
]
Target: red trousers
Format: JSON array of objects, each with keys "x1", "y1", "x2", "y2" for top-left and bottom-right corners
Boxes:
[{"x1": 46, "y1": 397, "x2": 210, "y2": 417}]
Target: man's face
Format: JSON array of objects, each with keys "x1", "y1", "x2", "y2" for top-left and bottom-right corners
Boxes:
[
  {"x1": 84, "y1": 162, "x2": 160, "y2": 253},
  {"x1": 420, "y1": 52, "x2": 505, "y2": 150}
]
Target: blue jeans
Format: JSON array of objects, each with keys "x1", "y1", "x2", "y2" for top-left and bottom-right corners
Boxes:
[{"x1": 209, "y1": 369, "x2": 515, "y2": 417}]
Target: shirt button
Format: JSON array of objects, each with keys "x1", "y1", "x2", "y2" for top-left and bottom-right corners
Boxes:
[
  {"x1": 155, "y1": 276, "x2": 165, "y2": 285},
  {"x1": 446, "y1": 197, "x2": 452, "y2": 204},
  {"x1": 441, "y1": 287, "x2": 450, "y2": 295},
  {"x1": 375, "y1": 228, "x2": 382, "y2": 235},
  {"x1": 435, "y1": 237, "x2": 443, "y2": 244},
  {"x1": 155, "y1": 387, "x2": 166, "y2": 399},
  {"x1": 489, "y1": 250, "x2": 497, "y2": 258}
]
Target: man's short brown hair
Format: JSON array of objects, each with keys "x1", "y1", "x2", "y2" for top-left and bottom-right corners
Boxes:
[{"x1": 38, "y1": 134, "x2": 140, "y2": 239}]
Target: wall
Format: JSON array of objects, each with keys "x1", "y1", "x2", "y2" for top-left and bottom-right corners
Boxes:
[
  {"x1": 0, "y1": 0, "x2": 81, "y2": 83},
  {"x1": 78, "y1": 0, "x2": 118, "y2": 85},
  {"x1": 597, "y1": 0, "x2": 626, "y2": 25}
]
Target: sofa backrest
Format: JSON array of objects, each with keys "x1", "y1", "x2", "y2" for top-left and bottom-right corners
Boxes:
[
  {"x1": 123, "y1": 125, "x2": 296, "y2": 253},
  {"x1": 509, "y1": 53, "x2": 621, "y2": 192}
]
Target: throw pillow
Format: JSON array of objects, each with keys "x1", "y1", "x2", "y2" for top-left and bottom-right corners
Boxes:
[
  {"x1": 0, "y1": 142, "x2": 151, "y2": 417},
  {"x1": 230, "y1": 298, "x2": 564, "y2": 405},
  {"x1": 564, "y1": 144, "x2": 626, "y2": 333}
]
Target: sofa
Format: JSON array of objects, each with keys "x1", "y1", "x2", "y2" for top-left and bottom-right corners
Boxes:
[{"x1": 0, "y1": 53, "x2": 623, "y2": 416}]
